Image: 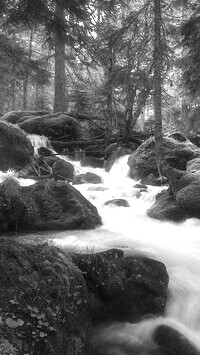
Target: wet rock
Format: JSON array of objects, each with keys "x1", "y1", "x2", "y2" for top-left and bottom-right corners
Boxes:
[
  {"x1": 37, "y1": 146, "x2": 55, "y2": 157},
  {"x1": 128, "y1": 134, "x2": 200, "y2": 180},
  {"x1": 72, "y1": 249, "x2": 169, "y2": 324},
  {"x1": 154, "y1": 325, "x2": 200, "y2": 355},
  {"x1": 0, "y1": 120, "x2": 34, "y2": 171},
  {"x1": 0, "y1": 238, "x2": 91, "y2": 355},
  {"x1": 73, "y1": 172, "x2": 102, "y2": 185},
  {"x1": 1, "y1": 110, "x2": 48, "y2": 124},
  {"x1": 0, "y1": 177, "x2": 101, "y2": 232},
  {"x1": 104, "y1": 199, "x2": 130, "y2": 207},
  {"x1": 19, "y1": 112, "x2": 82, "y2": 141}
]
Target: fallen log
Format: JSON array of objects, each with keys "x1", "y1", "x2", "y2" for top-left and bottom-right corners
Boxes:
[{"x1": 50, "y1": 138, "x2": 108, "y2": 148}]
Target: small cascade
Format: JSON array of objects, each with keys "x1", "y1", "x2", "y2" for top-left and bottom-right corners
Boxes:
[
  {"x1": 27, "y1": 134, "x2": 51, "y2": 154},
  {"x1": 2, "y1": 139, "x2": 200, "y2": 353}
]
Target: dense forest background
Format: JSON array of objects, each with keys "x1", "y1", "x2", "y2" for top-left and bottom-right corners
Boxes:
[{"x1": 1, "y1": 0, "x2": 200, "y2": 140}]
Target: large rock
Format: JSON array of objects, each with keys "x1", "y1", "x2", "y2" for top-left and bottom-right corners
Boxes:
[
  {"x1": 128, "y1": 133, "x2": 200, "y2": 180},
  {"x1": 148, "y1": 163, "x2": 200, "y2": 221},
  {"x1": 1, "y1": 110, "x2": 48, "y2": 124},
  {"x1": 147, "y1": 189, "x2": 192, "y2": 221},
  {"x1": 0, "y1": 238, "x2": 91, "y2": 355},
  {"x1": 19, "y1": 112, "x2": 82, "y2": 141},
  {"x1": 0, "y1": 176, "x2": 101, "y2": 232},
  {"x1": 72, "y1": 249, "x2": 169, "y2": 323},
  {"x1": 0, "y1": 121, "x2": 34, "y2": 171}
]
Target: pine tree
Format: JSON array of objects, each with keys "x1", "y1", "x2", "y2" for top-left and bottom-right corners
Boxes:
[{"x1": 4, "y1": 0, "x2": 88, "y2": 113}]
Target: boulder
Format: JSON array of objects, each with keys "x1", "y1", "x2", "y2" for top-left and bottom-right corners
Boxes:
[
  {"x1": 0, "y1": 176, "x2": 101, "y2": 232},
  {"x1": 72, "y1": 249, "x2": 169, "y2": 324},
  {"x1": 1, "y1": 110, "x2": 48, "y2": 124},
  {"x1": 73, "y1": 172, "x2": 102, "y2": 185},
  {"x1": 104, "y1": 199, "x2": 130, "y2": 207},
  {"x1": 154, "y1": 325, "x2": 200, "y2": 355},
  {"x1": 0, "y1": 238, "x2": 91, "y2": 355},
  {"x1": 128, "y1": 133, "x2": 200, "y2": 180},
  {"x1": 19, "y1": 112, "x2": 82, "y2": 141},
  {"x1": 0, "y1": 120, "x2": 34, "y2": 171}
]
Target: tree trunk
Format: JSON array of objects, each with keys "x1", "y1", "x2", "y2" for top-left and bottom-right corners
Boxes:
[
  {"x1": 53, "y1": 0, "x2": 66, "y2": 113},
  {"x1": 153, "y1": 0, "x2": 164, "y2": 174},
  {"x1": 124, "y1": 44, "x2": 136, "y2": 142},
  {"x1": 23, "y1": 30, "x2": 33, "y2": 110}
]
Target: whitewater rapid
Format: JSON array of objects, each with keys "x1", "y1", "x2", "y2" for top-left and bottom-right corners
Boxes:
[{"x1": 3, "y1": 134, "x2": 200, "y2": 353}]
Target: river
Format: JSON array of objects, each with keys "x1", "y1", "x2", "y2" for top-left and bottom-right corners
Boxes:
[{"x1": 3, "y1": 134, "x2": 200, "y2": 354}]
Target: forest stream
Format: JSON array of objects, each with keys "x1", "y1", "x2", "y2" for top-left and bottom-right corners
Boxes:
[{"x1": 3, "y1": 134, "x2": 200, "y2": 354}]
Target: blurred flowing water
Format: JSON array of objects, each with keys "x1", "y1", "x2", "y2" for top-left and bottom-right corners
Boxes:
[{"x1": 4, "y1": 134, "x2": 200, "y2": 353}]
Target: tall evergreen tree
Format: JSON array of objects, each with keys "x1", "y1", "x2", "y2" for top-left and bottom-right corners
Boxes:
[
  {"x1": 5, "y1": 0, "x2": 88, "y2": 113},
  {"x1": 153, "y1": 0, "x2": 164, "y2": 172}
]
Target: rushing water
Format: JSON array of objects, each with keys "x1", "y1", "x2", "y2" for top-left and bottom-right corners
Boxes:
[{"x1": 4, "y1": 134, "x2": 200, "y2": 353}]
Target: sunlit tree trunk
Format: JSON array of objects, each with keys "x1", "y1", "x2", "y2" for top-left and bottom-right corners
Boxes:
[
  {"x1": 124, "y1": 44, "x2": 136, "y2": 142},
  {"x1": 53, "y1": 0, "x2": 66, "y2": 113},
  {"x1": 153, "y1": 0, "x2": 164, "y2": 174},
  {"x1": 23, "y1": 30, "x2": 33, "y2": 110},
  {"x1": 105, "y1": 47, "x2": 114, "y2": 146}
]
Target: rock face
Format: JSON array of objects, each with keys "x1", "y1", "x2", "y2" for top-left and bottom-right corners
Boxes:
[
  {"x1": 0, "y1": 238, "x2": 91, "y2": 355},
  {"x1": 0, "y1": 121, "x2": 34, "y2": 171},
  {"x1": 128, "y1": 133, "x2": 200, "y2": 180},
  {"x1": 1, "y1": 110, "x2": 48, "y2": 124},
  {"x1": 0, "y1": 177, "x2": 101, "y2": 232},
  {"x1": 72, "y1": 249, "x2": 169, "y2": 324},
  {"x1": 19, "y1": 112, "x2": 82, "y2": 141}
]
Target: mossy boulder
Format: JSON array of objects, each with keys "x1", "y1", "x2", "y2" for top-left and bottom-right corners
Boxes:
[
  {"x1": 0, "y1": 121, "x2": 34, "y2": 171},
  {"x1": 128, "y1": 133, "x2": 200, "y2": 180},
  {"x1": 0, "y1": 176, "x2": 101, "y2": 232},
  {"x1": 0, "y1": 238, "x2": 91, "y2": 355},
  {"x1": 19, "y1": 112, "x2": 82, "y2": 141}
]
